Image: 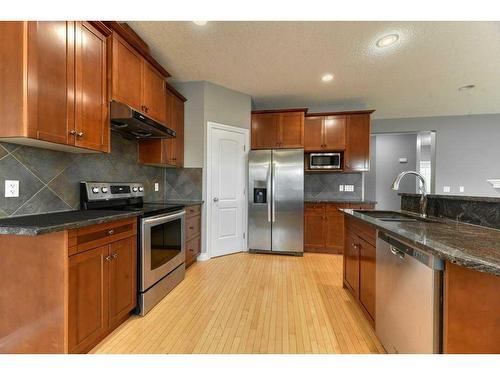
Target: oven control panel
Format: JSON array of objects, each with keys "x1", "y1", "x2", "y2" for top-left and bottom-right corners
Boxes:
[{"x1": 81, "y1": 182, "x2": 145, "y2": 201}]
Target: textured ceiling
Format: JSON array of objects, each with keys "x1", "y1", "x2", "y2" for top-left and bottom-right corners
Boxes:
[{"x1": 129, "y1": 21, "x2": 500, "y2": 119}]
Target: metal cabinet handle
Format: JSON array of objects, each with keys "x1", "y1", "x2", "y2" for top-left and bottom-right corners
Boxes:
[
  {"x1": 112, "y1": 253, "x2": 118, "y2": 259},
  {"x1": 107, "y1": 229, "x2": 114, "y2": 235},
  {"x1": 76, "y1": 132, "x2": 84, "y2": 137},
  {"x1": 69, "y1": 130, "x2": 77, "y2": 135},
  {"x1": 390, "y1": 246, "x2": 405, "y2": 259},
  {"x1": 105, "y1": 255, "x2": 112, "y2": 261}
]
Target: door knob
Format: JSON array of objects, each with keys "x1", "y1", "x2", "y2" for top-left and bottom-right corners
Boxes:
[{"x1": 213, "y1": 197, "x2": 219, "y2": 202}]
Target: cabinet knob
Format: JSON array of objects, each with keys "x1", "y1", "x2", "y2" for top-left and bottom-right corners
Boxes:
[
  {"x1": 105, "y1": 255, "x2": 112, "y2": 261},
  {"x1": 107, "y1": 229, "x2": 114, "y2": 236},
  {"x1": 76, "y1": 132, "x2": 84, "y2": 137},
  {"x1": 69, "y1": 130, "x2": 76, "y2": 136},
  {"x1": 112, "y1": 253, "x2": 118, "y2": 259}
]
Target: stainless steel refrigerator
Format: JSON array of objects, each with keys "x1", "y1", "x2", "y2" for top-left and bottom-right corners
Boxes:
[{"x1": 248, "y1": 149, "x2": 304, "y2": 255}]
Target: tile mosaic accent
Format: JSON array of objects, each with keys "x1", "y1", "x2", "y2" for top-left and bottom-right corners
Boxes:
[
  {"x1": 165, "y1": 168, "x2": 203, "y2": 201},
  {"x1": 0, "y1": 134, "x2": 167, "y2": 216},
  {"x1": 304, "y1": 172, "x2": 363, "y2": 202}
]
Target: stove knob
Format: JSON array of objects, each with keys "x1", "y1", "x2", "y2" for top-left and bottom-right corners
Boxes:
[
  {"x1": 92, "y1": 187, "x2": 99, "y2": 194},
  {"x1": 132, "y1": 187, "x2": 138, "y2": 192},
  {"x1": 138, "y1": 186, "x2": 144, "y2": 192},
  {"x1": 101, "y1": 187, "x2": 108, "y2": 193}
]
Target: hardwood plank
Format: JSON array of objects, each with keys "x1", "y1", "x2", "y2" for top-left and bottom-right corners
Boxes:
[{"x1": 91, "y1": 252, "x2": 384, "y2": 354}]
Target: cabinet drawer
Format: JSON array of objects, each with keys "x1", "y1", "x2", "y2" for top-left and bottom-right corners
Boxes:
[
  {"x1": 305, "y1": 203, "x2": 325, "y2": 214},
  {"x1": 186, "y1": 236, "x2": 201, "y2": 266},
  {"x1": 186, "y1": 204, "x2": 201, "y2": 218},
  {"x1": 68, "y1": 218, "x2": 137, "y2": 256},
  {"x1": 185, "y1": 214, "x2": 201, "y2": 241},
  {"x1": 345, "y1": 216, "x2": 376, "y2": 247}
]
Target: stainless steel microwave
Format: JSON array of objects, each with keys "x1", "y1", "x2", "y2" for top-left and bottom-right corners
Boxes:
[{"x1": 309, "y1": 153, "x2": 341, "y2": 170}]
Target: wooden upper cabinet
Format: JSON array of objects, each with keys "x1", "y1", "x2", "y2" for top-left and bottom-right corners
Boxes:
[
  {"x1": 111, "y1": 34, "x2": 142, "y2": 110},
  {"x1": 138, "y1": 86, "x2": 186, "y2": 167},
  {"x1": 344, "y1": 113, "x2": 371, "y2": 172},
  {"x1": 251, "y1": 113, "x2": 279, "y2": 149},
  {"x1": 74, "y1": 22, "x2": 109, "y2": 152},
  {"x1": 278, "y1": 111, "x2": 304, "y2": 148},
  {"x1": 0, "y1": 21, "x2": 111, "y2": 153},
  {"x1": 304, "y1": 116, "x2": 323, "y2": 151},
  {"x1": 324, "y1": 115, "x2": 346, "y2": 150},
  {"x1": 68, "y1": 245, "x2": 109, "y2": 354},
  {"x1": 111, "y1": 33, "x2": 168, "y2": 125},
  {"x1": 251, "y1": 109, "x2": 305, "y2": 149},
  {"x1": 141, "y1": 61, "x2": 167, "y2": 124}
]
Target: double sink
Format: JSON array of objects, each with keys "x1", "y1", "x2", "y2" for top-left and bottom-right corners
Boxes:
[{"x1": 355, "y1": 210, "x2": 441, "y2": 223}]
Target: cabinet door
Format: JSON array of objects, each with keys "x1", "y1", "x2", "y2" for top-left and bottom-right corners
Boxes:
[
  {"x1": 278, "y1": 112, "x2": 304, "y2": 148},
  {"x1": 304, "y1": 204, "x2": 325, "y2": 252},
  {"x1": 344, "y1": 114, "x2": 370, "y2": 171},
  {"x1": 304, "y1": 116, "x2": 324, "y2": 151},
  {"x1": 359, "y1": 237, "x2": 376, "y2": 322},
  {"x1": 172, "y1": 96, "x2": 185, "y2": 166},
  {"x1": 141, "y1": 61, "x2": 167, "y2": 124},
  {"x1": 28, "y1": 21, "x2": 74, "y2": 145},
  {"x1": 324, "y1": 205, "x2": 345, "y2": 254},
  {"x1": 68, "y1": 245, "x2": 109, "y2": 354},
  {"x1": 251, "y1": 113, "x2": 278, "y2": 149},
  {"x1": 109, "y1": 236, "x2": 137, "y2": 327},
  {"x1": 323, "y1": 115, "x2": 346, "y2": 150},
  {"x1": 344, "y1": 231, "x2": 360, "y2": 297},
  {"x1": 74, "y1": 21, "x2": 109, "y2": 152},
  {"x1": 111, "y1": 35, "x2": 142, "y2": 110}
]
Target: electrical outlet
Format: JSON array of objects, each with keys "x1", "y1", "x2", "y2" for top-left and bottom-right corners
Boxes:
[
  {"x1": 443, "y1": 186, "x2": 451, "y2": 193},
  {"x1": 339, "y1": 185, "x2": 344, "y2": 192},
  {"x1": 459, "y1": 186, "x2": 465, "y2": 193},
  {"x1": 154, "y1": 182, "x2": 159, "y2": 192},
  {"x1": 5, "y1": 180, "x2": 19, "y2": 198},
  {"x1": 344, "y1": 185, "x2": 354, "y2": 192}
]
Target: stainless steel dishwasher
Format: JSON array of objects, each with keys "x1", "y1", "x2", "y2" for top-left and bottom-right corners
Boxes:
[{"x1": 376, "y1": 232, "x2": 444, "y2": 353}]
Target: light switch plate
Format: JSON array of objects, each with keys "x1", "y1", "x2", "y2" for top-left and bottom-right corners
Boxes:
[
  {"x1": 443, "y1": 186, "x2": 451, "y2": 193},
  {"x1": 154, "y1": 182, "x2": 159, "y2": 192},
  {"x1": 398, "y1": 157, "x2": 408, "y2": 163},
  {"x1": 459, "y1": 186, "x2": 465, "y2": 193},
  {"x1": 5, "y1": 180, "x2": 19, "y2": 198},
  {"x1": 339, "y1": 185, "x2": 344, "y2": 192}
]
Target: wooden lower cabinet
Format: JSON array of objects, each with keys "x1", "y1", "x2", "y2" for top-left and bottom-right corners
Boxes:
[
  {"x1": 68, "y1": 227, "x2": 137, "y2": 354},
  {"x1": 185, "y1": 204, "x2": 202, "y2": 268},
  {"x1": 343, "y1": 216, "x2": 376, "y2": 326},
  {"x1": 304, "y1": 202, "x2": 374, "y2": 254}
]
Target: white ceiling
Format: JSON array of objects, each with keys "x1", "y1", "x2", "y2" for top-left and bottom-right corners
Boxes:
[{"x1": 129, "y1": 21, "x2": 500, "y2": 119}]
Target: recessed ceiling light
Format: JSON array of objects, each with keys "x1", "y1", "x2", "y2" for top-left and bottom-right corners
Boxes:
[
  {"x1": 458, "y1": 84, "x2": 475, "y2": 91},
  {"x1": 376, "y1": 34, "x2": 399, "y2": 48},
  {"x1": 193, "y1": 21, "x2": 208, "y2": 26},
  {"x1": 321, "y1": 73, "x2": 334, "y2": 82}
]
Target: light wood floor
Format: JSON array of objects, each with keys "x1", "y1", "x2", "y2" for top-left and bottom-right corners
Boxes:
[{"x1": 91, "y1": 252, "x2": 384, "y2": 354}]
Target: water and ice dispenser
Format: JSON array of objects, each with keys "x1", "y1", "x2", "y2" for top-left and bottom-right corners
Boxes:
[{"x1": 253, "y1": 187, "x2": 267, "y2": 204}]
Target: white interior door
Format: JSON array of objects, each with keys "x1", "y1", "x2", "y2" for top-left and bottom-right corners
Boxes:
[{"x1": 210, "y1": 126, "x2": 246, "y2": 257}]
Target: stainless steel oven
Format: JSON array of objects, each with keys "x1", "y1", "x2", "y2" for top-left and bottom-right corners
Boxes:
[
  {"x1": 309, "y1": 152, "x2": 341, "y2": 170},
  {"x1": 140, "y1": 210, "x2": 185, "y2": 315}
]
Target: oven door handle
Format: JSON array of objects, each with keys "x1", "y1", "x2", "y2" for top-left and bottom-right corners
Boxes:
[{"x1": 142, "y1": 211, "x2": 185, "y2": 226}]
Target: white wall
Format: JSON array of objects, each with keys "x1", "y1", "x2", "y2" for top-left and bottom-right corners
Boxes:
[{"x1": 372, "y1": 114, "x2": 500, "y2": 197}]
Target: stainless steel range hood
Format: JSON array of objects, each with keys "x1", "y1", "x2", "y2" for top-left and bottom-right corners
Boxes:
[{"x1": 110, "y1": 101, "x2": 176, "y2": 139}]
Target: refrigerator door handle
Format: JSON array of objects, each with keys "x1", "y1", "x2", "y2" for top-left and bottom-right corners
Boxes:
[
  {"x1": 266, "y1": 161, "x2": 272, "y2": 222},
  {"x1": 272, "y1": 161, "x2": 276, "y2": 222}
]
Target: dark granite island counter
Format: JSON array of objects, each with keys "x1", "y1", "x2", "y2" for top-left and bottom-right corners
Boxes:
[{"x1": 342, "y1": 208, "x2": 500, "y2": 354}]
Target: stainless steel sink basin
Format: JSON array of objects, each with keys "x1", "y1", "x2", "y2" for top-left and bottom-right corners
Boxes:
[{"x1": 353, "y1": 210, "x2": 441, "y2": 223}]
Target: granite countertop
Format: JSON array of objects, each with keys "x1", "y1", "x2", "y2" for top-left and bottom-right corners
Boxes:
[
  {"x1": 164, "y1": 200, "x2": 204, "y2": 206},
  {"x1": 341, "y1": 209, "x2": 500, "y2": 276},
  {"x1": 399, "y1": 193, "x2": 500, "y2": 203},
  {"x1": 304, "y1": 198, "x2": 377, "y2": 205},
  {"x1": 0, "y1": 210, "x2": 142, "y2": 236}
]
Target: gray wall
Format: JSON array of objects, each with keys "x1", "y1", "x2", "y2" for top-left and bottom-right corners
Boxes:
[
  {"x1": 372, "y1": 133, "x2": 417, "y2": 210},
  {"x1": 372, "y1": 113, "x2": 500, "y2": 197},
  {"x1": 0, "y1": 135, "x2": 166, "y2": 217}
]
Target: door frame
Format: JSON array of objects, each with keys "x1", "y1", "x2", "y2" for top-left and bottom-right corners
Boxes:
[{"x1": 203, "y1": 121, "x2": 250, "y2": 260}]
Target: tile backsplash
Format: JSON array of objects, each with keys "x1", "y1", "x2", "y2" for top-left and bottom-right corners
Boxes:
[
  {"x1": 165, "y1": 168, "x2": 203, "y2": 201},
  {"x1": 0, "y1": 134, "x2": 167, "y2": 217},
  {"x1": 305, "y1": 172, "x2": 363, "y2": 201}
]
